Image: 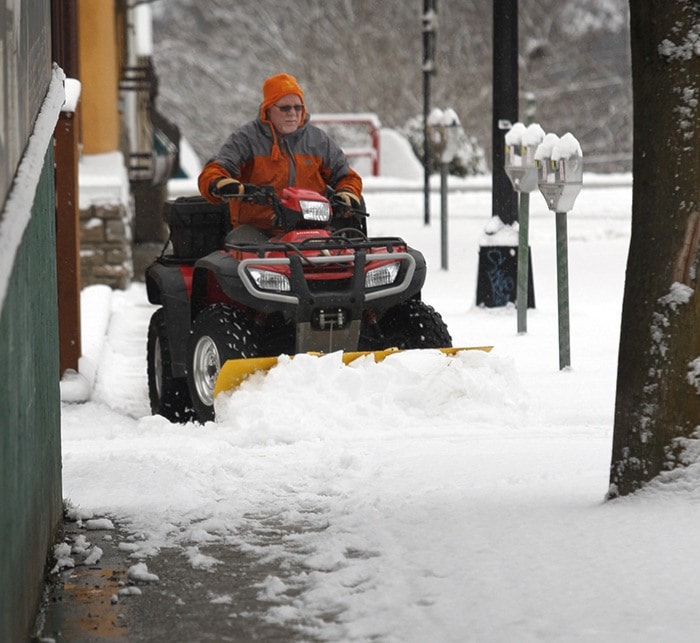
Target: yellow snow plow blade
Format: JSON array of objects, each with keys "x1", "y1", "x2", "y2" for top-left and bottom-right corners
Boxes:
[{"x1": 213, "y1": 346, "x2": 493, "y2": 398}]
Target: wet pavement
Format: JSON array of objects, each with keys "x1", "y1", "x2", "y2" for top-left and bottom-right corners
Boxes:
[{"x1": 35, "y1": 518, "x2": 313, "y2": 642}]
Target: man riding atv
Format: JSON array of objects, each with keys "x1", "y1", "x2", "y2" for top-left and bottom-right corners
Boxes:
[
  {"x1": 146, "y1": 73, "x2": 461, "y2": 425},
  {"x1": 198, "y1": 72, "x2": 363, "y2": 238}
]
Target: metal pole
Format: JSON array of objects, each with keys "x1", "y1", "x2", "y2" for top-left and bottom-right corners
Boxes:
[
  {"x1": 423, "y1": 65, "x2": 431, "y2": 225},
  {"x1": 492, "y1": 0, "x2": 518, "y2": 226},
  {"x1": 516, "y1": 191, "x2": 529, "y2": 333},
  {"x1": 555, "y1": 211, "x2": 571, "y2": 369},
  {"x1": 422, "y1": 0, "x2": 436, "y2": 226},
  {"x1": 440, "y1": 161, "x2": 448, "y2": 269}
]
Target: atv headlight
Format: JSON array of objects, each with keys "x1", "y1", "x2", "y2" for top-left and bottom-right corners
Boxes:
[
  {"x1": 365, "y1": 262, "x2": 400, "y2": 288},
  {"x1": 300, "y1": 199, "x2": 331, "y2": 222},
  {"x1": 248, "y1": 268, "x2": 291, "y2": 292}
]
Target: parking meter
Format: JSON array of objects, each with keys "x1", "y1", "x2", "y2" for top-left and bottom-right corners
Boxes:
[
  {"x1": 427, "y1": 107, "x2": 463, "y2": 165},
  {"x1": 505, "y1": 122, "x2": 544, "y2": 194},
  {"x1": 426, "y1": 108, "x2": 447, "y2": 160},
  {"x1": 427, "y1": 108, "x2": 463, "y2": 270},
  {"x1": 535, "y1": 132, "x2": 583, "y2": 369},
  {"x1": 535, "y1": 132, "x2": 583, "y2": 213},
  {"x1": 504, "y1": 122, "x2": 545, "y2": 333},
  {"x1": 440, "y1": 108, "x2": 462, "y2": 165}
]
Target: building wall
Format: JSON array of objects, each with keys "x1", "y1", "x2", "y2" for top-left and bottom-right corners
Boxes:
[
  {"x1": 0, "y1": 0, "x2": 52, "y2": 211},
  {"x1": 0, "y1": 147, "x2": 62, "y2": 642},
  {"x1": 0, "y1": 1, "x2": 62, "y2": 637},
  {"x1": 77, "y1": 0, "x2": 121, "y2": 154},
  {"x1": 81, "y1": 200, "x2": 134, "y2": 288}
]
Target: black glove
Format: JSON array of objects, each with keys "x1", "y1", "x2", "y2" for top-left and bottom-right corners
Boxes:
[
  {"x1": 210, "y1": 178, "x2": 244, "y2": 199},
  {"x1": 334, "y1": 191, "x2": 361, "y2": 208}
]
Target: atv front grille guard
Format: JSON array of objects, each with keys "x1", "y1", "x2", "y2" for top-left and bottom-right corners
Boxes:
[{"x1": 237, "y1": 251, "x2": 417, "y2": 305}]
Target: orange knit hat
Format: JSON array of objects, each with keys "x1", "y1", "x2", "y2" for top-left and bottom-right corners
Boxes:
[{"x1": 260, "y1": 73, "x2": 305, "y2": 121}]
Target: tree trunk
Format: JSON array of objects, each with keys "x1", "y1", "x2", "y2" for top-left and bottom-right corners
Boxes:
[{"x1": 609, "y1": 0, "x2": 700, "y2": 497}]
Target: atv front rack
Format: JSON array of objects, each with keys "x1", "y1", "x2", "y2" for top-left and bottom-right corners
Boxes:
[{"x1": 226, "y1": 234, "x2": 410, "y2": 257}]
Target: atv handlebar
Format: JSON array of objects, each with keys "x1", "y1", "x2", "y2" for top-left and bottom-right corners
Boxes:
[
  {"x1": 241, "y1": 184, "x2": 275, "y2": 206},
  {"x1": 220, "y1": 185, "x2": 368, "y2": 219}
]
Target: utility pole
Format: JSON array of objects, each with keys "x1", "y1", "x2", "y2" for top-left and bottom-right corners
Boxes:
[
  {"x1": 422, "y1": 0, "x2": 437, "y2": 225},
  {"x1": 476, "y1": 0, "x2": 521, "y2": 308},
  {"x1": 492, "y1": 0, "x2": 518, "y2": 225}
]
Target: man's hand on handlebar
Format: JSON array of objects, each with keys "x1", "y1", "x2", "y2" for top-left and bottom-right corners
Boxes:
[
  {"x1": 211, "y1": 180, "x2": 275, "y2": 205},
  {"x1": 331, "y1": 191, "x2": 367, "y2": 218},
  {"x1": 210, "y1": 178, "x2": 244, "y2": 199},
  {"x1": 334, "y1": 191, "x2": 360, "y2": 208}
]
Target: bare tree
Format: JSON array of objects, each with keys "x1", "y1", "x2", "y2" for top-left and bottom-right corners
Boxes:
[
  {"x1": 152, "y1": 0, "x2": 631, "y2": 167},
  {"x1": 608, "y1": 0, "x2": 700, "y2": 497}
]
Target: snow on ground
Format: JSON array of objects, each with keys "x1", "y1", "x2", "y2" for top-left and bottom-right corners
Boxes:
[{"x1": 59, "y1": 178, "x2": 700, "y2": 641}]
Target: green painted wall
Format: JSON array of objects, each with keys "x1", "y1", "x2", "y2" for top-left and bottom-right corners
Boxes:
[{"x1": 0, "y1": 146, "x2": 62, "y2": 641}]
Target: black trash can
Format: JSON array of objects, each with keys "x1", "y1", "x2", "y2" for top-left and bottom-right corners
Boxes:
[{"x1": 476, "y1": 245, "x2": 535, "y2": 308}]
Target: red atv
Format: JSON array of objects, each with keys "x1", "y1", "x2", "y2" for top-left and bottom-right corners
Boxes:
[{"x1": 145, "y1": 186, "x2": 452, "y2": 423}]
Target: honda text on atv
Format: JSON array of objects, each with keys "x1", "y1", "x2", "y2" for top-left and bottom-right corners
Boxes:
[{"x1": 146, "y1": 185, "x2": 484, "y2": 423}]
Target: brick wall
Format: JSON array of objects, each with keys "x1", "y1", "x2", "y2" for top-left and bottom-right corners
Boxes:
[{"x1": 78, "y1": 150, "x2": 135, "y2": 290}]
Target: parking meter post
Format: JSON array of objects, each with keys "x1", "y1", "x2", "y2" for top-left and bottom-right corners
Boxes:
[
  {"x1": 535, "y1": 131, "x2": 582, "y2": 370},
  {"x1": 516, "y1": 191, "x2": 530, "y2": 333},
  {"x1": 504, "y1": 122, "x2": 542, "y2": 332},
  {"x1": 556, "y1": 211, "x2": 571, "y2": 369},
  {"x1": 430, "y1": 108, "x2": 462, "y2": 272},
  {"x1": 440, "y1": 160, "x2": 449, "y2": 269},
  {"x1": 426, "y1": 109, "x2": 445, "y2": 226}
]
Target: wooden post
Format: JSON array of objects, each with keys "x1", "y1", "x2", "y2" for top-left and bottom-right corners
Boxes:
[
  {"x1": 54, "y1": 104, "x2": 82, "y2": 375},
  {"x1": 77, "y1": 0, "x2": 121, "y2": 154}
]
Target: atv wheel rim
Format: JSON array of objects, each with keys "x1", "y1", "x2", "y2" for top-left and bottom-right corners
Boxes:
[{"x1": 192, "y1": 335, "x2": 220, "y2": 408}]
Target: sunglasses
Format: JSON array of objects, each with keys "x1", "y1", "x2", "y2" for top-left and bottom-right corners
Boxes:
[{"x1": 274, "y1": 104, "x2": 304, "y2": 113}]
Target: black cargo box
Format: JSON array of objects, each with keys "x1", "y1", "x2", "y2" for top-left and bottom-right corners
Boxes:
[{"x1": 163, "y1": 196, "x2": 231, "y2": 258}]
